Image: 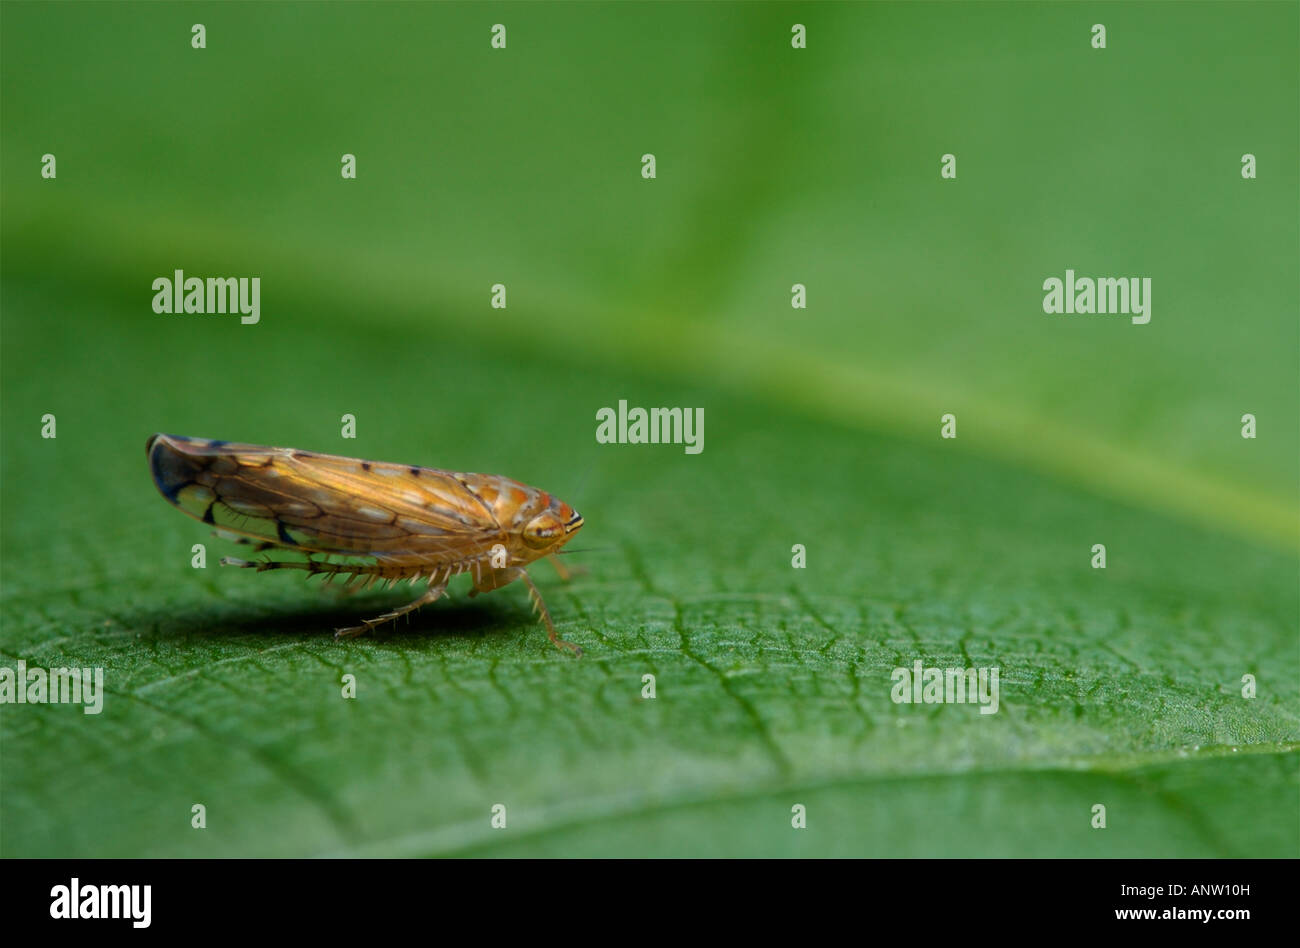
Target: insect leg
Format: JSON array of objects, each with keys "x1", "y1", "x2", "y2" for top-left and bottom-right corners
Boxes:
[
  {"x1": 334, "y1": 578, "x2": 450, "y2": 640},
  {"x1": 220, "y1": 555, "x2": 389, "y2": 579},
  {"x1": 469, "y1": 566, "x2": 580, "y2": 655},
  {"x1": 520, "y1": 570, "x2": 582, "y2": 656},
  {"x1": 547, "y1": 554, "x2": 587, "y2": 583}
]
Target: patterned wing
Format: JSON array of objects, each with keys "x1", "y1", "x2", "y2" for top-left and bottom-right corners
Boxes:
[{"x1": 146, "y1": 435, "x2": 502, "y2": 564}]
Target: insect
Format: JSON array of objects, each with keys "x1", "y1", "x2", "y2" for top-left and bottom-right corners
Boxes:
[{"x1": 146, "y1": 434, "x2": 586, "y2": 653}]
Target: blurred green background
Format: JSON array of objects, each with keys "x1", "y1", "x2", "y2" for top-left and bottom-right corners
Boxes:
[{"x1": 2, "y1": 1, "x2": 1296, "y2": 857}]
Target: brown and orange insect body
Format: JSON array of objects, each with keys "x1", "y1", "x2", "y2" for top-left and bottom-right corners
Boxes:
[{"x1": 146, "y1": 435, "x2": 585, "y2": 653}]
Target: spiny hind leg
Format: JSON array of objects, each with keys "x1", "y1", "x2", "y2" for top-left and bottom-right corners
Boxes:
[
  {"x1": 222, "y1": 556, "x2": 446, "y2": 637},
  {"x1": 477, "y1": 567, "x2": 581, "y2": 656},
  {"x1": 220, "y1": 555, "x2": 389, "y2": 583},
  {"x1": 222, "y1": 555, "x2": 431, "y2": 591},
  {"x1": 333, "y1": 578, "x2": 450, "y2": 640}
]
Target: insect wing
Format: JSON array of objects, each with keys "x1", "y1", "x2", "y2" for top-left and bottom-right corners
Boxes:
[{"x1": 147, "y1": 435, "x2": 500, "y2": 560}]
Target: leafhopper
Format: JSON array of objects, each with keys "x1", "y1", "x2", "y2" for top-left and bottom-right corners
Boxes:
[{"x1": 146, "y1": 434, "x2": 585, "y2": 653}]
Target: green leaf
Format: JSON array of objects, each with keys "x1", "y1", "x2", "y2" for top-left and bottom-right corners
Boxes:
[{"x1": 2, "y1": 0, "x2": 1296, "y2": 857}]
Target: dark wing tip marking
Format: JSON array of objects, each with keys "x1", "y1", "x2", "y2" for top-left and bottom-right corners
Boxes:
[
  {"x1": 277, "y1": 522, "x2": 298, "y2": 546},
  {"x1": 148, "y1": 437, "x2": 191, "y2": 503},
  {"x1": 361, "y1": 462, "x2": 372, "y2": 471},
  {"x1": 409, "y1": 466, "x2": 421, "y2": 476}
]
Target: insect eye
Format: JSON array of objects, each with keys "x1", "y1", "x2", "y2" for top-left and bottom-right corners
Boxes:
[{"x1": 523, "y1": 513, "x2": 563, "y2": 548}]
